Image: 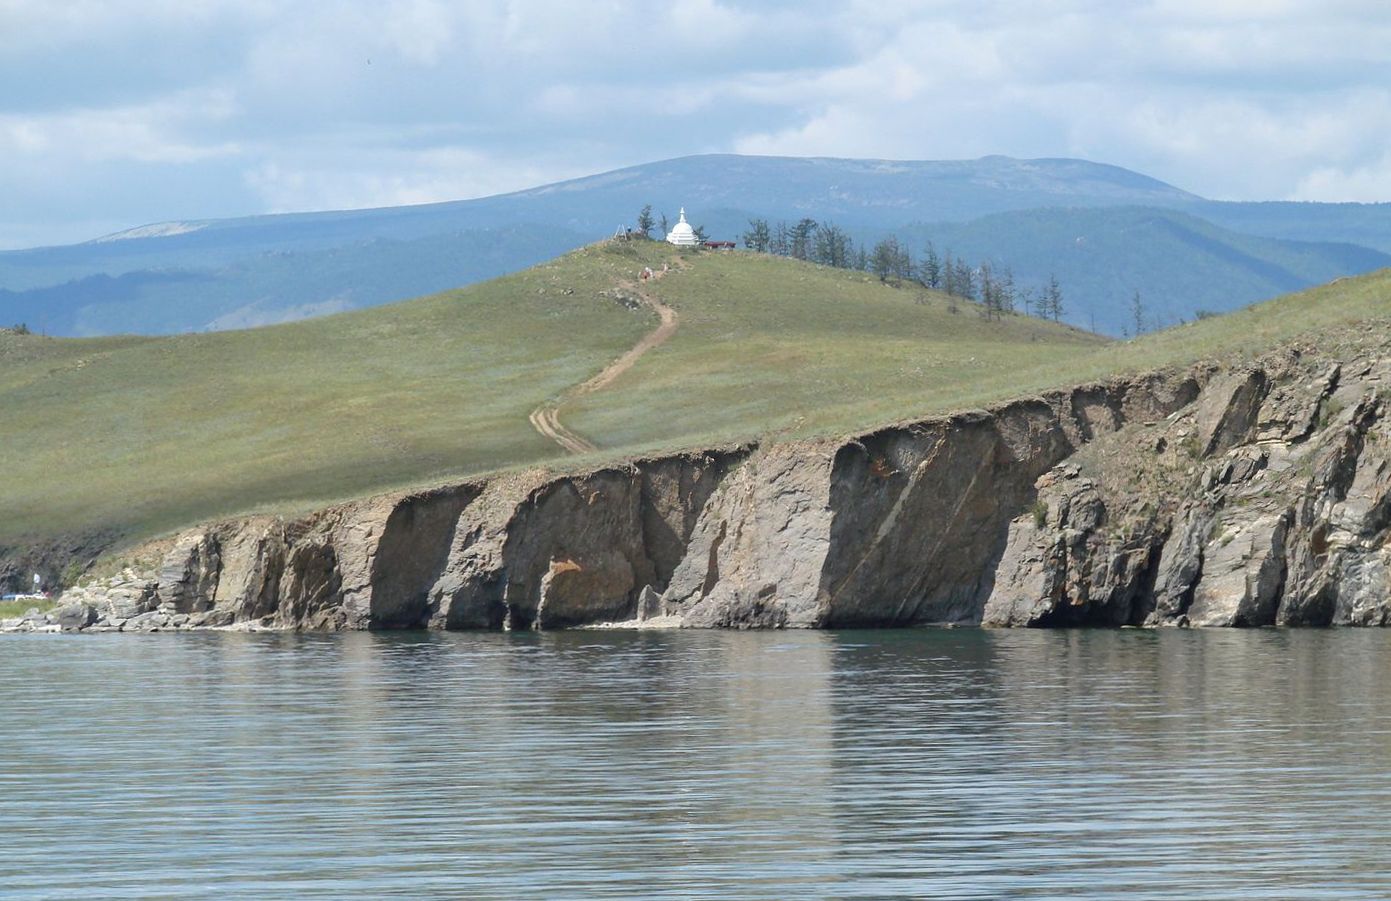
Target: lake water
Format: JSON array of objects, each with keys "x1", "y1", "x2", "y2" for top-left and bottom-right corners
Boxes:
[{"x1": 3, "y1": 628, "x2": 1390, "y2": 899}]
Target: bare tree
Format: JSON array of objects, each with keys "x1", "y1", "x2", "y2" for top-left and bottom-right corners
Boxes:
[
  {"x1": 1044, "y1": 275, "x2": 1064, "y2": 322},
  {"x1": 1130, "y1": 290, "x2": 1146, "y2": 336}
]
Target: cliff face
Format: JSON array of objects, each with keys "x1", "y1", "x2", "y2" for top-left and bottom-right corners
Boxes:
[
  {"x1": 983, "y1": 338, "x2": 1391, "y2": 628},
  {"x1": 20, "y1": 331, "x2": 1389, "y2": 633}
]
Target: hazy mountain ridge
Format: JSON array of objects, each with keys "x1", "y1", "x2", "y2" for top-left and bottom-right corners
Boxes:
[
  {"x1": 2, "y1": 154, "x2": 1389, "y2": 336},
  {"x1": 899, "y1": 207, "x2": 1391, "y2": 334},
  {"x1": 1, "y1": 224, "x2": 590, "y2": 335},
  {"x1": 1188, "y1": 200, "x2": 1391, "y2": 253}
]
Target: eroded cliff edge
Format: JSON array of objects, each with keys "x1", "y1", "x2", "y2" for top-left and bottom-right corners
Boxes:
[
  {"x1": 983, "y1": 335, "x2": 1391, "y2": 628},
  {"x1": 19, "y1": 327, "x2": 1390, "y2": 632}
]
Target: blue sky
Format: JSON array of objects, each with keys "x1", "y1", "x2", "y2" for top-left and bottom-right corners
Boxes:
[{"x1": 2, "y1": 0, "x2": 1390, "y2": 249}]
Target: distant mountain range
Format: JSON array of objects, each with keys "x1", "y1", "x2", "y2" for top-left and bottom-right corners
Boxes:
[{"x1": 2, "y1": 154, "x2": 1389, "y2": 336}]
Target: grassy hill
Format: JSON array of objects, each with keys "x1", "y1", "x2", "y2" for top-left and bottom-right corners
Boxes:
[{"x1": 2, "y1": 240, "x2": 1389, "y2": 573}]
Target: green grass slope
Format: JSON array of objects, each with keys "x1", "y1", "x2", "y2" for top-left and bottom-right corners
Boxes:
[
  {"x1": 2, "y1": 239, "x2": 1388, "y2": 562},
  {"x1": 1, "y1": 245, "x2": 651, "y2": 549},
  {"x1": 568, "y1": 249, "x2": 1104, "y2": 447},
  {"x1": 575, "y1": 251, "x2": 1391, "y2": 450}
]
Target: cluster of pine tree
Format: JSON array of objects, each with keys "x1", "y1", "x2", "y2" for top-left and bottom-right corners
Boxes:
[
  {"x1": 741, "y1": 217, "x2": 860, "y2": 268},
  {"x1": 740, "y1": 218, "x2": 1067, "y2": 323}
]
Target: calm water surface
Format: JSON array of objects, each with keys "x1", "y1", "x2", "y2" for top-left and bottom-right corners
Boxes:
[{"x1": 3, "y1": 628, "x2": 1390, "y2": 899}]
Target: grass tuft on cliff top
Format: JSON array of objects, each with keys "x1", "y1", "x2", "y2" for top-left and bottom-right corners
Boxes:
[{"x1": 2, "y1": 238, "x2": 1388, "y2": 555}]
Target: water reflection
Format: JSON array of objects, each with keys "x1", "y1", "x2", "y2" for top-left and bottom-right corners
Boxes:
[{"x1": 2, "y1": 629, "x2": 1390, "y2": 898}]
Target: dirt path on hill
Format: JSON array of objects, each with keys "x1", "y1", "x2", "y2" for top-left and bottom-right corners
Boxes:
[{"x1": 529, "y1": 270, "x2": 679, "y2": 454}]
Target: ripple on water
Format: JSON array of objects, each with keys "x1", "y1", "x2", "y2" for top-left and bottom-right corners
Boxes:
[{"x1": 3, "y1": 628, "x2": 1391, "y2": 899}]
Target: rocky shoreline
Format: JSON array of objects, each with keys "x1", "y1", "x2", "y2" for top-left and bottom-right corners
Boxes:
[
  {"x1": 1, "y1": 571, "x2": 253, "y2": 633},
  {"x1": 8, "y1": 326, "x2": 1388, "y2": 634}
]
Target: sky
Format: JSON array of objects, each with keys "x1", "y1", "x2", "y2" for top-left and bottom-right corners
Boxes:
[{"x1": 2, "y1": 0, "x2": 1390, "y2": 249}]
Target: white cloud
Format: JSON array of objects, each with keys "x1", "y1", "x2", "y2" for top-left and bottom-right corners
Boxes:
[
  {"x1": 1294, "y1": 161, "x2": 1391, "y2": 203},
  {"x1": 242, "y1": 146, "x2": 598, "y2": 213},
  {"x1": 0, "y1": 89, "x2": 241, "y2": 164},
  {"x1": 732, "y1": 3, "x2": 1391, "y2": 200},
  {"x1": 2, "y1": 0, "x2": 1391, "y2": 248}
]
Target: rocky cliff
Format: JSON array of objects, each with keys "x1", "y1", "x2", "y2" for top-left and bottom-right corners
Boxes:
[
  {"x1": 983, "y1": 333, "x2": 1390, "y2": 627},
  {"x1": 13, "y1": 327, "x2": 1390, "y2": 633}
]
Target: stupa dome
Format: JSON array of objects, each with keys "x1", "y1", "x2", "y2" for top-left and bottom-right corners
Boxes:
[{"x1": 666, "y1": 207, "x2": 698, "y2": 247}]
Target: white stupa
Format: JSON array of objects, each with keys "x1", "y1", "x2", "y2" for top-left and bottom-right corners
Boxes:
[{"x1": 665, "y1": 207, "x2": 699, "y2": 247}]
